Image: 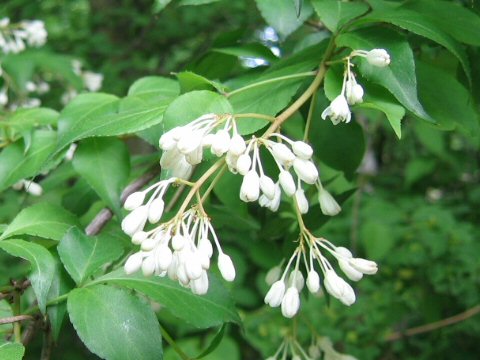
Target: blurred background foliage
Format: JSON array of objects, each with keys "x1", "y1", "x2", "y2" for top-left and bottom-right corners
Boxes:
[{"x1": 0, "y1": 0, "x2": 479, "y2": 359}]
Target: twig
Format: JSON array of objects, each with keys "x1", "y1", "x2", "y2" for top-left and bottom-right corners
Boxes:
[
  {"x1": 386, "y1": 305, "x2": 480, "y2": 341},
  {"x1": 0, "y1": 315, "x2": 33, "y2": 325},
  {"x1": 85, "y1": 168, "x2": 160, "y2": 236},
  {"x1": 159, "y1": 324, "x2": 191, "y2": 360}
]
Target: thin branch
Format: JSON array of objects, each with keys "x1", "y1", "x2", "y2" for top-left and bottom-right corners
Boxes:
[
  {"x1": 386, "y1": 305, "x2": 480, "y2": 341},
  {"x1": 0, "y1": 315, "x2": 33, "y2": 325},
  {"x1": 85, "y1": 168, "x2": 160, "y2": 236}
]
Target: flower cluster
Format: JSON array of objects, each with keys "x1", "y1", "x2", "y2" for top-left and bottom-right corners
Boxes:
[
  {"x1": 264, "y1": 235, "x2": 377, "y2": 318},
  {"x1": 322, "y1": 48, "x2": 390, "y2": 125},
  {"x1": 122, "y1": 178, "x2": 235, "y2": 294},
  {"x1": 0, "y1": 18, "x2": 47, "y2": 54},
  {"x1": 61, "y1": 60, "x2": 103, "y2": 104}
]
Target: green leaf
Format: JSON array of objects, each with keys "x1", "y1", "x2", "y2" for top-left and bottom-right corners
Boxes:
[
  {"x1": 401, "y1": 0, "x2": 480, "y2": 46},
  {"x1": 0, "y1": 239, "x2": 55, "y2": 313},
  {"x1": 0, "y1": 343, "x2": 25, "y2": 360},
  {"x1": 0, "y1": 130, "x2": 57, "y2": 192},
  {"x1": 255, "y1": 0, "x2": 313, "y2": 38},
  {"x1": 337, "y1": 27, "x2": 431, "y2": 121},
  {"x1": 416, "y1": 61, "x2": 479, "y2": 135},
  {"x1": 358, "y1": 9, "x2": 471, "y2": 82},
  {"x1": 0, "y1": 202, "x2": 80, "y2": 241},
  {"x1": 68, "y1": 285, "x2": 163, "y2": 360},
  {"x1": 2, "y1": 108, "x2": 59, "y2": 134},
  {"x1": 163, "y1": 90, "x2": 233, "y2": 131},
  {"x1": 311, "y1": 0, "x2": 369, "y2": 32},
  {"x1": 47, "y1": 257, "x2": 75, "y2": 340},
  {"x1": 213, "y1": 43, "x2": 278, "y2": 64},
  {"x1": 58, "y1": 227, "x2": 124, "y2": 285},
  {"x1": 72, "y1": 137, "x2": 130, "y2": 214},
  {"x1": 230, "y1": 42, "x2": 327, "y2": 135},
  {"x1": 127, "y1": 76, "x2": 180, "y2": 100},
  {"x1": 89, "y1": 269, "x2": 241, "y2": 328},
  {"x1": 178, "y1": 0, "x2": 222, "y2": 5},
  {"x1": 176, "y1": 71, "x2": 225, "y2": 94},
  {"x1": 153, "y1": 0, "x2": 173, "y2": 13},
  {"x1": 195, "y1": 324, "x2": 227, "y2": 359}
]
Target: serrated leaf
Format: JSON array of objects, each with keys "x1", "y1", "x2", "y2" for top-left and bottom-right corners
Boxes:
[
  {"x1": 127, "y1": 76, "x2": 179, "y2": 99},
  {"x1": 0, "y1": 202, "x2": 80, "y2": 241},
  {"x1": 176, "y1": 71, "x2": 225, "y2": 94},
  {"x1": 72, "y1": 137, "x2": 130, "y2": 214},
  {"x1": 357, "y1": 9, "x2": 471, "y2": 82},
  {"x1": 68, "y1": 285, "x2": 163, "y2": 360},
  {"x1": 311, "y1": 0, "x2": 369, "y2": 32},
  {"x1": 2, "y1": 108, "x2": 59, "y2": 133},
  {"x1": 337, "y1": 27, "x2": 431, "y2": 121},
  {"x1": 58, "y1": 227, "x2": 124, "y2": 285},
  {"x1": 163, "y1": 90, "x2": 233, "y2": 132},
  {"x1": 0, "y1": 130, "x2": 57, "y2": 192},
  {"x1": 255, "y1": 0, "x2": 313, "y2": 38},
  {"x1": 0, "y1": 239, "x2": 55, "y2": 313},
  {"x1": 0, "y1": 342, "x2": 25, "y2": 360},
  {"x1": 88, "y1": 269, "x2": 241, "y2": 328}
]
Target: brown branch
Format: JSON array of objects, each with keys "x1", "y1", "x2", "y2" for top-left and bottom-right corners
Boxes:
[
  {"x1": 0, "y1": 315, "x2": 33, "y2": 325},
  {"x1": 386, "y1": 305, "x2": 480, "y2": 342},
  {"x1": 85, "y1": 168, "x2": 160, "y2": 236}
]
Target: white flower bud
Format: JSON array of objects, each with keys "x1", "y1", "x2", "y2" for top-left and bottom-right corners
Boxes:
[
  {"x1": 240, "y1": 170, "x2": 260, "y2": 202},
  {"x1": 324, "y1": 270, "x2": 356, "y2": 306},
  {"x1": 198, "y1": 252, "x2": 210, "y2": 270},
  {"x1": 159, "y1": 129, "x2": 179, "y2": 150},
  {"x1": 202, "y1": 133, "x2": 215, "y2": 147},
  {"x1": 177, "y1": 129, "x2": 203, "y2": 154},
  {"x1": 24, "y1": 181, "x2": 43, "y2": 196},
  {"x1": 279, "y1": 170, "x2": 296, "y2": 196},
  {"x1": 306, "y1": 270, "x2": 320, "y2": 293},
  {"x1": 349, "y1": 258, "x2": 378, "y2": 275},
  {"x1": 25, "y1": 81, "x2": 36, "y2": 92},
  {"x1": 211, "y1": 129, "x2": 231, "y2": 156},
  {"x1": 171, "y1": 157, "x2": 193, "y2": 180},
  {"x1": 293, "y1": 158, "x2": 318, "y2": 184},
  {"x1": 308, "y1": 344, "x2": 321, "y2": 359},
  {"x1": 218, "y1": 253, "x2": 235, "y2": 282},
  {"x1": 229, "y1": 133, "x2": 246, "y2": 156},
  {"x1": 339, "y1": 259, "x2": 363, "y2": 281},
  {"x1": 265, "y1": 266, "x2": 282, "y2": 285},
  {"x1": 167, "y1": 254, "x2": 179, "y2": 281},
  {"x1": 345, "y1": 79, "x2": 364, "y2": 105},
  {"x1": 184, "y1": 252, "x2": 203, "y2": 280},
  {"x1": 236, "y1": 154, "x2": 252, "y2": 175},
  {"x1": 294, "y1": 189, "x2": 309, "y2": 214},
  {"x1": 160, "y1": 148, "x2": 181, "y2": 169},
  {"x1": 140, "y1": 237, "x2": 158, "y2": 251},
  {"x1": 281, "y1": 286, "x2": 300, "y2": 318},
  {"x1": 172, "y1": 234, "x2": 186, "y2": 251},
  {"x1": 124, "y1": 191, "x2": 145, "y2": 210},
  {"x1": 132, "y1": 231, "x2": 148, "y2": 245},
  {"x1": 288, "y1": 269, "x2": 304, "y2": 292},
  {"x1": 318, "y1": 187, "x2": 341, "y2": 216},
  {"x1": 177, "y1": 262, "x2": 190, "y2": 286},
  {"x1": 141, "y1": 255, "x2": 156, "y2": 276},
  {"x1": 225, "y1": 152, "x2": 239, "y2": 173},
  {"x1": 191, "y1": 270, "x2": 209, "y2": 295},
  {"x1": 148, "y1": 198, "x2": 165, "y2": 224},
  {"x1": 185, "y1": 146, "x2": 203, "y2": 165},
  {"x1": 0, "y1": 90, "x2": 7, "y2": 106},
  {"x1": 321, "y1": 95, "x2": 351, "y2": 125},
  {"x1": 259, "y1": 175, "x2": 276, "y2": 200},
  {"x1": 270, "y1": 142, "x2": 295, "y2": 165},
  {"x1": 124, "y1": 253, "x2": 143, "y2": 274},
  {"x1": 336, "y1": 246, "x2": 353, "y2": 258},
  {"x1": 267, "y1": 183, "x2": 282, "y2": 212},
  {"x1": 264, "y1": 280, "x2": 285, "y2": 307},
  {"x1": 65, "y1": 143, "x2": 77, "y2": 161},
  {"x1": 366, "y1": 48, "x2": 390, "y2": 67},
  {"x1": 292, "y1": 141, "x2": 313, "y2": 160},
  {"x1": 198, "y1": 238, "x2": 213, "y2": 258},
  {"x1": 156, "y1": 245, "x2": 173, "y2": 271},
  {"x1": 121, "y1": 205, "x2": 148, "y2": 236}
]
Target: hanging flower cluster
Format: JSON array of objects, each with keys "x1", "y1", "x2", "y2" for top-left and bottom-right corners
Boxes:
[
  {"x1": 122, "y1": 178, "x2": 235, "y2": 294},
  {"x1": 322, "y1": 48, "x2": 390, "y2": 125},
  {"x1": 0, "y1": 17, "x2": 47, "y2": 54},
  {"x1": 264, "y1": 234, "x2": 377, "y2": 318}
]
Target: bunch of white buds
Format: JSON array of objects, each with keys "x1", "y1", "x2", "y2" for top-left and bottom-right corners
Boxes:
[
  {"x1": 0, "y1": 18, "x2": 47, "y2": 54},
  {"x1": 322, "y1": 48, "x2": 390, "y2": 125},
  {"x1": 12, "y1": 179, "x2": 43, "y2": 196},
  {"x1": 159, "y1": 114, "x2": 246, "y2": 179},
  {"x1": 122, "y1": 178, "x2": 235, "y2": 294},
  {"x1": 264, "y1": 236, "x2": 377, "y2": 318}
]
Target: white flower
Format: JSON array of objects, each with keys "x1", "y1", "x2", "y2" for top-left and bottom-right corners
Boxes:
[
  {"x1": 236, "y1": 154, "x2": 252, "y2": 175},
  {"x1": 292, "y1": 158, "x2": 318, "y2": 184},
  {"x1": 121, "y1": 205, "x2": 148, "y2": 236},
  {"x1": 211, "y1": 129, "x2": 231, "y2": 156},
  {"x1": 269, "y1": 142, "x2": 295, "y2": 165},
  {"x1": 288, "y1": 269, "x2": 304, "y2": 292},
  {"x1": 292, "y1": 141, "x2": 313, "y2": 160},
  {"x1": 281, "y1": 286, "x2": 300, "y2": 318},
  {"x1": 350, "y1": 258, "x2": 378, "y2": 275},
  {"x1": 0, "y1": 88, "x2": 6, "y2": 106},
  {"x1": 366, "y1": 48, "x2": 390, "y2": 67},
  {"x1": 141, "y1": 255, "x2": 156, "y2": 276},
  {"x1": 240, "y1": 170, "x2": 260, "y2": 202},
  {"x1": 82, "y1": 71, "x2": 103, "y2": 92},
  {"x1": 229, "y1": 134, "x2": 246, "y2": 156},
  {"x1": 124, "y1": 252, "x2": 143, "y2": 274},
  {"x1": 124, "y1": 191, "x2": 146, "y2": 210},
  {"x1": 218, "y1": 253, "x2": 236, "y2": 282},
  {"x1": 324, "y1": 270, "x2": 356, "y2": 306},
  {"x1": 148, "y1": 198, "x2": 165, "y2": 223},
  {"x1": 321, "y1": 95, "x2": 351, "y2": 125},
  {"x1": 264, "y1": 280, "x2": 285, "y2": 307},
  {"x1": 306, "y1": 270, "x2": 320, "y2": 293},
  {"x1": 345, "y1": 78, "x2": 364, "y2": 105},
  {"x1": 318, "y1": 187, "x2": 341, "y2": 216},
  {"x1": 294, "y1": 189, "x2": 309, "y2": 214},
  {"x1": 259, "y1": 175, "x2": 276, "y2": 200},
  {"x1": 278, "y1": 170, "x2": 296, "y2": 196},
  {"x1": 21, "y1": 20, "x2": 47, "y2": 47},
  {"x1": 265, "y1": 265, "x2": 282, "y2": 285},
  {"x1": 24, "y1": 181, "x2": 43, "y2": 196},
  {"x1": 338, "y1": 259, "x2": 363, "y2": 281}
]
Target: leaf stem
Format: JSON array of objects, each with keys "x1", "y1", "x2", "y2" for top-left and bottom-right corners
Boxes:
[
  {"x1": 200, "y1": 163, "x2": 227, "y2": 203},
  {"x1": 303, "y1": 89, "x2": 317, "y2": 142},
  {"x1": 226, "y1": 71, "x2": 317, "y2": 97},
  {"x1": 234, "y1": 113, "x2": 276, "y2": 122},
  {"x1": 159, "y1": 324, "x2": 191, "y2": 360}
]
